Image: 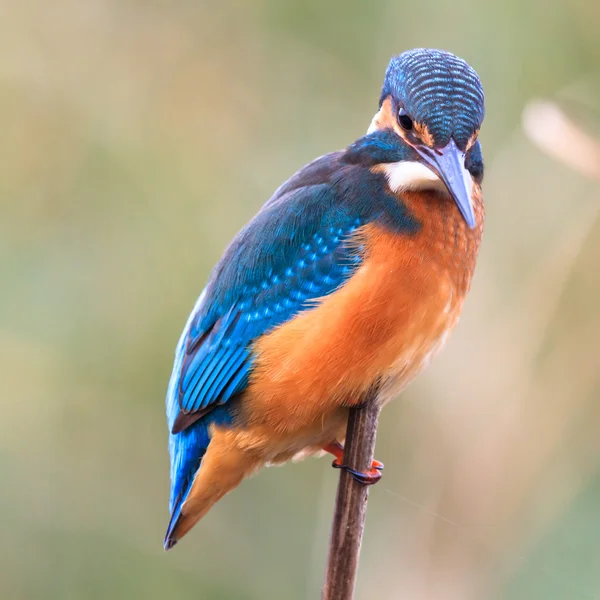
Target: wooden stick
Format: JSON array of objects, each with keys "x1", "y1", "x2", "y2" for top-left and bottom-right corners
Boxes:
[{"x1": 322, "y1": 393, "x2": 382, "y2": 600}]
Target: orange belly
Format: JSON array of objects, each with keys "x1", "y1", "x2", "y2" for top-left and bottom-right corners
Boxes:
[{"x1": 238, "y1": 187, "x2": 484, "y2": 454}]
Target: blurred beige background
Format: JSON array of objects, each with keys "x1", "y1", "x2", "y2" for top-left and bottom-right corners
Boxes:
[{"x1": 2, "y1": 1, "x2": 600, "y2": 599}]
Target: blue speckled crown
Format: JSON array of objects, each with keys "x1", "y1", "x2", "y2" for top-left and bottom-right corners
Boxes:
[{"x1": 381, "y1": 48, "x2": 485, "y2": 150}]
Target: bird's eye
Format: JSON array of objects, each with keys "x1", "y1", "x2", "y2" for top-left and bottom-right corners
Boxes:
[{"x1": 398, "y1": 108, "x2": 413, "y2": 131}]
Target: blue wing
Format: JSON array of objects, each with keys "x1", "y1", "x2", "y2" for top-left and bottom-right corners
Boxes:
[
  {"x1": 174, "y1": 223, "x2": 361, "y2": 427},
  {"x1": 169, "y1": 155, "x2": 368, "y2": 435}
]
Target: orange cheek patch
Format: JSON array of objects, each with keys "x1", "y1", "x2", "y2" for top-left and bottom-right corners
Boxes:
[
  {"x1": 370, "y1": 97, "x2": 412, "y2": 146},
  {"x1": 369, "y1": 97, "x2": 396, "y2": 131}
]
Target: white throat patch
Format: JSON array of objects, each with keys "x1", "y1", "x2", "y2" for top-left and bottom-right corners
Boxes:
[{"x1": 382, "y1": 161, "x2": 446, "y2": 194}]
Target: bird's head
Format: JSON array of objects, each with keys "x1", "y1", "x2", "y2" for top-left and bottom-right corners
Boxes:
[{"x1": 352, "y1": 48, "x2": 485, "y2": 229}]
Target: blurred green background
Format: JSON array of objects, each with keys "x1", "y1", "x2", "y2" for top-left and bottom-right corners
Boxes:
[{"x1": 3, "y1": 1, "x2": 600, "y2": 599}]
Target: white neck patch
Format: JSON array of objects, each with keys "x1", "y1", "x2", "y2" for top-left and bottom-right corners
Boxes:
[
  {"x1": 365, "y1": 115, "x2": 474, "y2": 198},
  {"x1": 382, "y1": 161, "x2": 447, "y2": 194}
]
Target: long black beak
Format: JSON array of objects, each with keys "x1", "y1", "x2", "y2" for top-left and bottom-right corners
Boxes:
[{"x1": 416, "y1": 139, "x2": 476, "y2": 229}]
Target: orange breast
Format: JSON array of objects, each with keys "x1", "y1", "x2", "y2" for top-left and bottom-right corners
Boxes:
[{"x1": 243, "y1": 184, "x2": 484, "y2": 435}]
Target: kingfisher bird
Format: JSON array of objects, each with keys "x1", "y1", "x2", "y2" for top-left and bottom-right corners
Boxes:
[{"x1": 164, "y1": 48, "x2": 485, "y2": 549}]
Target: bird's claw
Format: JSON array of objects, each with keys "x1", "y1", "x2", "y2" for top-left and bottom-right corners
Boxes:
[{"x1": 331, "y1": 458, "x2": 384, "y2": 485}]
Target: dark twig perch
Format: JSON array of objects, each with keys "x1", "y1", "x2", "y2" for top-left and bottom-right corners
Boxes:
[{"x1": 322, "y1": 392, "x2": 382, "y2": 600}]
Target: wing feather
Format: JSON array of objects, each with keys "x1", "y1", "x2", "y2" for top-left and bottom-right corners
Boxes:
[{"x1": 169, "y1": 174, "x2": 365, "y2": 433}]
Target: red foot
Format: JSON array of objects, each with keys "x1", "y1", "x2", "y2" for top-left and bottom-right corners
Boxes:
[{"x1": 323, "y1": 442, "x2": 384, "y2": 485}]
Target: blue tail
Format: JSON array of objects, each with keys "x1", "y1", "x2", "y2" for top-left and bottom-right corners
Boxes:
[
  {"x1": 164, "y1": 418, "x2": 209, "y2": 550},
  {"x1": 165, "y1": 307, "x2": 211, "y2": 550},
  {"x1": 165, "y1": 289, "x2": 234, "y2": 549},
  {"x1": 165, "y1": 403, "x2": 233, "y2": 550},
  {"x1": 164, "y1": 478, "x2": 195, "y2": 550}
]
